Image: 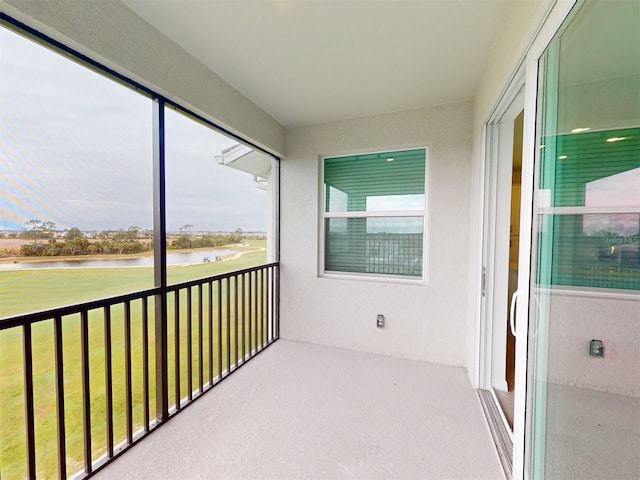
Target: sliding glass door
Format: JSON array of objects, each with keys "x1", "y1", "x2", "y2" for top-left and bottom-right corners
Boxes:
[{"x1": 525, "y1": 1, "x2": 640, "y2": 478}]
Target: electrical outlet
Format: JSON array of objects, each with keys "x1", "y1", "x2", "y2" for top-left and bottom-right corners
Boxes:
[
  {"x1": 590, "y1": 339, "x2": 604, "y2": 357},
  {"x1": 376, "y1": 314, "x2": 385, "y2": 328}
]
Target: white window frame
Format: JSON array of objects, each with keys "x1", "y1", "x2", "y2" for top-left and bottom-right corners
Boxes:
[{"x1": 319, "y1": 147, "x2": 429, "y2": 284}]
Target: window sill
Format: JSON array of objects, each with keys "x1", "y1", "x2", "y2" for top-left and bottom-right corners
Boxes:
[{"x1": 320, "y1": 271, "x2": 427, "y2": 286}]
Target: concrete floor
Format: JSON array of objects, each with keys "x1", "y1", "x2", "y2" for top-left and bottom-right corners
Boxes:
[{"x1": 94, "y1": 340, "x2": 504, "y2": 479}]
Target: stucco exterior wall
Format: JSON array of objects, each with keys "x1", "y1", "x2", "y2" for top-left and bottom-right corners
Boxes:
[
  {"x1": 281, "y1": 101, "x2": 473, "y2": 367},
  {"x1": 0, "y1": 0, "x2": 285, "y2": 156}
]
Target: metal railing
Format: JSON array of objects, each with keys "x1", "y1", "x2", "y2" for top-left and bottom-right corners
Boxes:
[{"x1": 0, "y1": 263, "x2": 279, "y2": 480}]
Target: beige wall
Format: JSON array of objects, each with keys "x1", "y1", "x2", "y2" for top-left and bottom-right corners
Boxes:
[
  {"x1": 0, "y1": 0, "x2": 285, "y2": 156},
  {"x1": 281, "y1": 101, "x2": 474, "y2": 366}
]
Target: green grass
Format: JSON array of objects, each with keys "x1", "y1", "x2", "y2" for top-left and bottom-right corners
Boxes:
[{"x1": 0, "y1": 243, "x2": 271, "y2": 480}]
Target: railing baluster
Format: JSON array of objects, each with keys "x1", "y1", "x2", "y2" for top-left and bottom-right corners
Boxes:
[
  {"x1": 104, "y1": 307, "x2": 114, "y2": 458},
  {"x1": 54, "y1": 315, "x2": 67, "y2": 480},
  {"x1": 142, "y1": 297, "x2": 150, "y2": 432},
  {"x1": 258, "y1": 269, "x2": 263, "y2": 349},
  {"x1": 217, "y1": 280, "x2": 222, "y2": 379},
  {"x1": 187, "y1": 286, "x2": 193, "y2": 401},
  {"x1": 208, "y1": 281, "x2": 213, "y2": 386},
  {"x1": 174, "y1": 290, "x2": 181, "y2": 410},
  {"x1": 263, "y1": 268, "x2": 267, "y2": 346},
  {"x1": 22, "y1": 322, "x2": 36, "y2": 480},
  {"x1": 258, "y1": 269, "x2": 265, "y2": 349},
  {"x1": 256, "y1": 269, "x2": 261, "y2": 349},
  {"x1": 80, "y1": 310, "x2": 92, "y2": 474},
  {"x1": 252, "y1": 271, "x2": 260, "y2": 353},
  {"x1": 276, "y1": 264, "x2": 280, "y2": 339},
  {"x1": 198, "y1": 284, "x2": 203, "y2": 394},
  {"x1": 226, "y1": 277, "x2": 231, "y2": 376},
  {"x1": 269, "y1": 266, "x2": 273, "y2": 343},
  {"x1": 273, "y1": 266, "x2": 276, "y2": 340},
  {"x1": 251, "y1": 271, "x2": 260, "y2": 353},
  {"x1": 248, "y1": 271, "x2": 252, "y2": 358},
  {"x1": 124, "y1": 301, "x2": 133, "y2": 444},
  {"x1": 234, "y1": 275, "x2": 239, "y2": 369},
  {"x1": 241, "y1": 272, "x2": 246, "y2": 362},
  {"x1": 272, "y1": 266, "x2": 276, "y2": 342}
]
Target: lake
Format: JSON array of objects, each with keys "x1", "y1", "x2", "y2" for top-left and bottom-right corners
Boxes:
[{"x1": 0, "y1": 248, "x2": 237, "y2": 270}]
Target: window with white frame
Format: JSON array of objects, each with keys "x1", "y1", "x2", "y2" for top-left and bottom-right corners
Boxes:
[{"x1": 322, "y1": 148, "x2": 427, "y2": 279}]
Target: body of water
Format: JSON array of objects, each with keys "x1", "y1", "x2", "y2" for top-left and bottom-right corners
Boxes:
[{"x1": 0, "y1": 248, "x2": 237, "y2": 270}]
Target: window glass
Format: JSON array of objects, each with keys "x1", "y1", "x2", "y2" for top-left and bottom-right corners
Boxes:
[
  {"x1": 324, "y1": 149, "x2": 425, "y2": 213},
  {"x1": 164, "y1": 107, "x2": 271, "y2": 285},
  {"x1": 543, "y1": 128, "x2": 639, "y2": 208},
  {"x1": 325, "y1": 217, "x2": 423, "y2": 276},
  {"x1": 538, "y1": 213, "x2": 639, "y2": 291},
  {"x1": 0, "y1": 27, "x2": 153, "y2": 317},
  {"x1": 538, "y1": 128, "x2": 639, "y2": 290},
  {"x1": 323, "y1": 148, "x2": 426, "y2": 278}
]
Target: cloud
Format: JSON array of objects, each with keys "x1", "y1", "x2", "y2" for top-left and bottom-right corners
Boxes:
[{"x1": 0, "y1": 27, "x2": 267, "y2": 233}]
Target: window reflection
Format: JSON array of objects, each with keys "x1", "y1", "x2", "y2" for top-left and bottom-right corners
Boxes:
[
  {"x1": 366, "y1": 194, "x2": 424, "y2": 212},
  {"x1": 586, "y1": 167, "x2": 640, "y2": 208},
  {"x1": 325, "y1": 217, "x2": 423, "y2": 276},
  {"x1": 327, "y1": 186, "x2": 347, "y2": 212},
  {"x1": 543, "y1": 213, "x2": 639, "y2": 290}
]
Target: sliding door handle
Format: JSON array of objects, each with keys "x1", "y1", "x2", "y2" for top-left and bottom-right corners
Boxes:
[{"x1": 510, "y1": 290, "x2": 519, "y2": 337}]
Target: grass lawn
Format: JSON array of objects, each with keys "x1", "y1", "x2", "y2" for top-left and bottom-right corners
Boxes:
[{"x1": 0, "y1": 243, "x2": 270, "y2": 479}]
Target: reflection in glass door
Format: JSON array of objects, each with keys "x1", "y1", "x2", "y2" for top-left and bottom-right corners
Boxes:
[{"x1": 526, "y1": 1, "x2": 640, "y2": 478}]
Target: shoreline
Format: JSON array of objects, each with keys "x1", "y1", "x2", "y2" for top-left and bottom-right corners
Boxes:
[{"x1": 0, "y1": 244, "x2": 264, "y2": 267}]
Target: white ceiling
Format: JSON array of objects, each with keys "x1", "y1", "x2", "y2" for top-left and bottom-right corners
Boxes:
[{"x1": 122, "y1": 0, "x2": 510, "y2": 128}]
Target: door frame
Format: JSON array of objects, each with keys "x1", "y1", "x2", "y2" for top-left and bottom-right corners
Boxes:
[
  {"x1": 478, "y1": 68, "x2": 525, "y2": 479},
  {"x1": 477, "y1": 1, "x2": 579, "y2": 479},
  {"x1": 481, "y1": 81, "x2": 525, "y2": 394}
]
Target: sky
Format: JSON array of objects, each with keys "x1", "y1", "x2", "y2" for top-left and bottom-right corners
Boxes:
[{"x1": 0, "y1": 26, "x2": 268, "y2": 233}]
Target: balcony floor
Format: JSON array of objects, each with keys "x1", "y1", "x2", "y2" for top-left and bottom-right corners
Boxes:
[{"x1": 94, "y1": 340, "x2": 503, "y2": 479}]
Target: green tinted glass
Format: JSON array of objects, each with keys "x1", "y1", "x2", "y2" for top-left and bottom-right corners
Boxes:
[{"x1": 324, "y1": 149, "x2": 425, "y2": 213}]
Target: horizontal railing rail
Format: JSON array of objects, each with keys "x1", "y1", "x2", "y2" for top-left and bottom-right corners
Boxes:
[
  {"x1": 0, "y1": 262, "x2": 279, "y2": 480},
  {"x1": 0, "y1": 288, "x2": 161, "y2": 330}
]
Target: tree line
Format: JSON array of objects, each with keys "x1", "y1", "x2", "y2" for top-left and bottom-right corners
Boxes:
[
  {"x1": 19, "y1": 222, "x2": 151, "y2": 257},
  {"x1": 16, "y1": 220, "x2": 259, "y2": 257},
  {"x1": 170, "y1": 225, "x2": 245, "y2": 250}
]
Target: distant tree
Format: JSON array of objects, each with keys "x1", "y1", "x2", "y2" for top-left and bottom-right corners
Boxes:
[
  {"x1": 127, "y1": 226, "x2": 141, "y2": 240},
  {"x1": 172, "y1": 224, "x2": 195, "y2": 250},
  {"x1": 65, "y1": 227, "x2": 85, "y2": 240},
  {"x1": 172, "y1": 234, "x2": 191, "y2": 250},
  {"x1": 230, "y1": 227, "x2": 244, "y2": 244},
  {"x1": 112, "y1": 229, "x2": 127, "y2": 241},
  {"x1": 42, "y1": 221, "x2": 57, "y2": 239},
  {"x1": 20, "y1": 244, "x2": 39, "y2": 257},
  {"x1": 24, "y1": 219, "x2": 43, "y2": 245}
]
